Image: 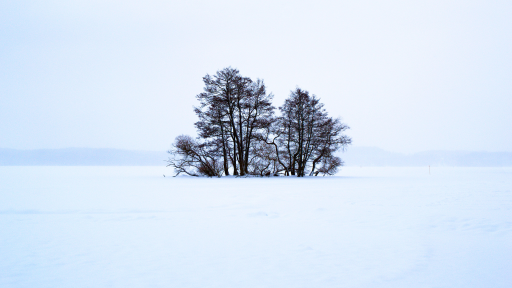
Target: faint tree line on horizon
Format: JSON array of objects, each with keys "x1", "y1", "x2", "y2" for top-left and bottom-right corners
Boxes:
[{"x1": 167, "y1": 67, "x2": 351, "y2": 177}]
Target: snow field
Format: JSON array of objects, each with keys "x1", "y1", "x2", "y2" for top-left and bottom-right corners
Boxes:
[{"x1": 0, "y1": 166, "x2": 511, "y2": 287}]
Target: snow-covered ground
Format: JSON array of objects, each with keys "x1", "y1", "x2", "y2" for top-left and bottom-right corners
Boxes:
[{"x1": 1, "y1": 166, "x2": 511, "y2": 287}]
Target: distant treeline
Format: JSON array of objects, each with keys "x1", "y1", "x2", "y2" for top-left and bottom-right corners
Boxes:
[
  {"x1": 167, "y1": 67, "x2": 352, "y2": 177},
  {"x1": 342, "y1": 147, "x2": 512, "y2": 167},
  {"x1": 0, "y1": 148, "x2": 166, "y2": 166}
]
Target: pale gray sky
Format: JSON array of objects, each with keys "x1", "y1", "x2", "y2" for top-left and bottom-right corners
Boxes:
[{"x1": 1, "y1": 0, "x2": 511, "y2": 153}]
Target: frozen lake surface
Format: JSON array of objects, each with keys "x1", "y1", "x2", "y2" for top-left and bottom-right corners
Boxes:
[{"x1": 1, "y1": 166, "x2": 511, "y2": 287}]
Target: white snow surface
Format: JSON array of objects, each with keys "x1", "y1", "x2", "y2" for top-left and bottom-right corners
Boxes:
[{"x1": 1, "y1": 166, "x2": 511, "y2": 287}]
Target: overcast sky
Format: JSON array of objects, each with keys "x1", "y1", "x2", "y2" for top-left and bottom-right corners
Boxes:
[{"x1": 1, "y1": 0, "x2": 511, "y2": 153}]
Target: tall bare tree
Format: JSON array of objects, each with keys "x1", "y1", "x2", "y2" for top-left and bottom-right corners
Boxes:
[
  {"x1": 274, "y1": 88, "x2": 351, "y2": 177},
  {"x1": 195, "y1": 67, "x2": 274, "y2": 176}
]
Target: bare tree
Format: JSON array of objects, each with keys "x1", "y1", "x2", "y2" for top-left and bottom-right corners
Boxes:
[
  {"x1": 195, "y1": 69, "x2": 236, "y2": 176},
  {"x1": 277, "y1": 88, "x2": 323, "y2": 176},
  {"x1": 274, "y1": 88, "x2": 351, "y2": 177},
  {"x1": 308, "y1": 117, "x2": 351, "y2": 176},
  {"x1": 195, "y1": 67, "x2": 274, "y2": 176}
]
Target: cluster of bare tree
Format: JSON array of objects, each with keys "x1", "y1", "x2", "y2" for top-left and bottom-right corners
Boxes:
[{"x1": 167, "y1": 67, "x2": 351, "y2": 177}]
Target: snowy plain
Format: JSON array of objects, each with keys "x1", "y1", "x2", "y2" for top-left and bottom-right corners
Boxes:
[{"x1": 1, "y1": 166, "x2": 511, "y2": 288}]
